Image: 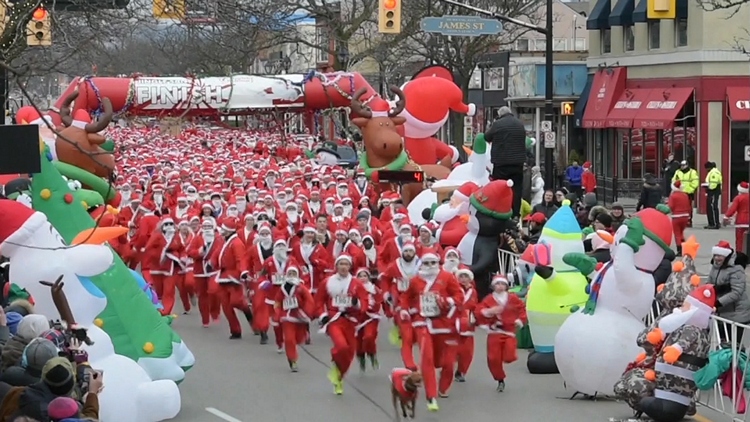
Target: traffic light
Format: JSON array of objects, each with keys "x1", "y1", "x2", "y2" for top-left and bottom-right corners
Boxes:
[
  {"x1": 378, "y1": 0, "x2": 401, "y2": 34},
  {"x1": 27, "y1": 6, "x2": 51, "y2": 46},
  {"x1": 561, "y1": 102, "x2": 575, "y2": 116},
  {"x1": 647, "y1": 0, "x2": 676, "y2": 19},
  {"x1": 153, "y1": 0, "x2": 185, "y2": 20}
]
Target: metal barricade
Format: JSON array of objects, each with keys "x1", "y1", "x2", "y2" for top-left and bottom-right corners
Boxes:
[{"x1": 497, "y1": 249, "x2": 520, "y2": 275}]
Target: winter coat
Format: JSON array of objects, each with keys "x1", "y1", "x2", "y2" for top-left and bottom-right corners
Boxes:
[
  {"x1": 0, "y1": 336, "x2": 30, "y2": 372},
  {"x1": 530, "y1": 175, "x2": 544, "y2": 206},
  {"x1": 485, "y1": 114, "x2": 527, "y2": 166},
  {"x1": 522, "y1": 168, "x2": 532, "y2": 202},
  {"x1": 0, "y1": 366, "x2": 39, "y2": 387},
  {"x1": 707, "y1": 257, "x2": 750, "y2": 324},
  {"x1": 652, "y1": 257, "x2": 674, "y2": 292},
  {"x1": 636, "y1": 183, "x2": 662, "y2": 211},
  {"x1": 565, "y1": 166, "x2": 583, "y2": 186},
  {"x1": 531, "y1": 202, "x2": 557, "y2": 220},
  {"x1": 694, "y1": 348, "x2": 750, "y2": 391}
]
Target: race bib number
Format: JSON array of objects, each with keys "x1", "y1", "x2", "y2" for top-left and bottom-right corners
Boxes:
[
  {"x1": 420, "y1": 294, "x2": 440, "y2": 317},
  {"x1": 333, "y1": 295, "x2": 352, "y2": 308},
  {"x1": 397, "y1": 278, "x2": 410, "y2": 292},
  {"x1": 272, "y1": 275, "x2": 285, "y2": 285},
  {"x1": 282, "y1": 297, "x2": 299, "y2": 311}
]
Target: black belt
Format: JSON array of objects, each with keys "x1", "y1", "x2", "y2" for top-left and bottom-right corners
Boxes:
[{"x1": 678, "y1": 353, "x2": 708, "y2": 368}]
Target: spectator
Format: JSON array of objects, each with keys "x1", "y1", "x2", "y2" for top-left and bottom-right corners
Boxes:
[
  {"x1": 652, "y1": 249, "x2": 676, "y2": 293},
  {"x1": 705, "y1": 241, "x2": 750, "y2": 344},
  {"x1": 575, "y1": 193, "x2": 598, "y2": 228},
  {"x1": 48, "y1": 395, "x2": 99, "y2": 422},
  {"x1": 609, "y1": 203, "x2": 626, "y2": 232},
  {"x1": 485, "y1": 106, "x2": 527, "y2": 219},
  {"x1": 0, "y1": 339, "x2": 58, "y2": 387},
  {"x1": 593, "y1": 213, "x2": 614, "y2": 235},
  {"x1": 636, "y1": 174, "x2": 662, "y2": 211},
  {"x1": 564, "y1": 161, "x2": 583, "y2": 198},
  {"x1": 583, "y1": 231, "x2": 611, "y2": 263},
  {"x1": 662, "y1": 154, "x2": 680, "y2": 197},
  {"x1": 553, "y1": 189, "x2": 568, "y2": 207},
  {"x1": 581, "y1": 161, "x2": 596, "y2": 195},
  {"x1": 703, "y1": 161, "x2": 722, "y2": 230},
  {"x1": 16, "y1": 316, "x2": 49, "y2": 341},
  {"x1": 6, "y1": 312, "x2": 22, "y2": 337},
  {"x1": 522, "y1": 163, "x2": 532, "y2": 205},
  {"x1": 523, "y1": 213, "x2": 546, "y2": 244},
  {"x1": 530, "y1": 166, "x2": 544, "y2": 207},
  {"x1": 531, "y1": 190, "x2": 558, "y2": 220}
]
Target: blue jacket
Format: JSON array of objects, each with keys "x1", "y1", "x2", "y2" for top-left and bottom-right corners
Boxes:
[
  {"x1": 565, "y1": 166, "x2": 583, "y2": 186},
  {"x1": 694, "y1": 348, "x2": 750, "y2": 391}
]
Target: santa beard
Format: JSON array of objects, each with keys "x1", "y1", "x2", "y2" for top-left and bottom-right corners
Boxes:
[
  {"x1": 658, "y1": 305, "x2": 711, "y2": 333},
  {"x1": 237, "y1": 201, "x2": 247, "y2": 213},
  {"x1": 343, "y1": 206, "x2": 353, "y2": 217},
  {"x1": 419, "y1": 267, "x2": 439, "y2": 279},
  {"x1": 203, "y1": 231, "x2": 215, "y2": 243},
  {"x1": 256, "y1": 235, "x2": 272, "y2": 249},
  {"x1": 154, "y1": 194, "x2": 164, "y2": 206},
  {"x1": 274, "y1": 249, "x2": 288, "y2": 260},
  {"x1": 121, "y1": 190, "x2": 132, "y2": 202},
  {"x1": 286, "y1": 211, "x2": 299, "y2": 223},
  {"x1": 443, "y1": 259, "x2": 459, "y2": 272}
]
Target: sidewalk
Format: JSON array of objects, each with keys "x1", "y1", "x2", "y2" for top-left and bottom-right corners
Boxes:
[{"x1": 672, "y1": 214, "x2": 738, "y2": 276}]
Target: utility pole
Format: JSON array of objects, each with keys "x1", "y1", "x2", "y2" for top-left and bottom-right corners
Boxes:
[
  {"x1": 436, "y1": 0, "x2": 556, "y2": 190},
  {"x1": 0, "y1": 57, "x2": 6, "y2": 126}
]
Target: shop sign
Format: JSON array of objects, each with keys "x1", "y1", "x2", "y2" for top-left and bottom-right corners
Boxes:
[
  {"x1": 736, "y1": 100, "x2": 750, "y2": 109},
  {"x1": 646, "y1": 101, "x2": 678, "y2": 109},
  {"x1": 614, "y1": 101, "x2": 642, "y2": 109},
  {"x1": 639, "y1": 120, "x2": 668, "y2": 129}
]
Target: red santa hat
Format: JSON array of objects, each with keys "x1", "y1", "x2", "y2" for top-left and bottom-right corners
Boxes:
[
  {"x1": 335, "y1": 255, "x2": 352, "y2": 265},
  {"x1": 738, "y1": 181, "x2": 749, "y2": 194},
  {"x1": 671, "y1": 180, "x2": 682, "y2": 191},
  {"x1": 70, "y1": 109, "x2": 93, "y2": 130},
  {"x1": 469, "y1": 180, "x2": 514, "y2": 220},
  {"x1": 257, "y1": 221, "x2": 272, "y2": 234},
  {"x1": 220, "y1": 218, "x2": 237, "y2": 233},
  {"x1": 420, "y1": 247, "x2": 440, "y2": 262},
  {"x1": 456, "y1": 267, "x2": 474, "y2": 279},
  {"x1": 452, "y1": 181, "x2": 480, "y2": 202},
  {"x1": 490, "y1": 274, "x2": 509, "y2": 287},
  {"x1": 712, "y1": 240, "x2": 733, "y2": 257},
  {"x1": 632, "y1": 208, "x2": 673, "y2": 253},
  {"x1": 302, "y1": 224, "x2": 316, "y2": 233},
  {"x1": 443, "y1": 247, "x2": 460, "y2": 260},
  {"x1": 686, "y1": 284, "x2": 717, "y2": 313},
  {"x1": 0, "y1": 200, "x2": 47, "y2": 256},
  {"x1": 402, "y1": 241, "x2": 416, "y2": 252},
  {"x1": 355, "y1": 267, "x2": 371, "y2": 277},
  {"x1": 401, "y1": 77, "x2": 476, "y2": 137},
  {"x1": 582, "y1": 161, "x2": 592, "y2": 170}
]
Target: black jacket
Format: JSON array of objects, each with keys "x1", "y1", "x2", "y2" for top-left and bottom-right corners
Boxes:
[
  {"x1": 485, "y1": 114, "x2": 527, "y2": 166},
  {"x1": 637, "y1": 182, "x2": 662, "y2": 211},
  {"x1": 531, "y1": 202, "x2": 558, "y2": 220}
]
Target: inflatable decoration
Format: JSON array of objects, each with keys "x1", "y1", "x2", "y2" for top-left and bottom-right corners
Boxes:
[
  {"x1": 555, "y1": 206, "x2": 673, "y2": 396},
  {"x1": 524, "y1": 202, "x2": 588, "y2": 374},
  {"x1": 614, "y1": 236, "x2": 702, "y2": 417},
  {"x1": 351, "y1": 86, "x2": 449, "y2": 205},
  {"x1": 509, "y1": 245, "x2": 543, "y2": 349},
  {"x1": 456, "y1": 180, "x2": 515, "y2": 299}
]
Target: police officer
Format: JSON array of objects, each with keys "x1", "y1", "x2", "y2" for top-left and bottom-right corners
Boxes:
[
  {"x1": 672, "y1": 160, "x2": 699, "y2": 226},
  {"x1": 703, "y1": 161, "x2": 723, "y2": 229}
]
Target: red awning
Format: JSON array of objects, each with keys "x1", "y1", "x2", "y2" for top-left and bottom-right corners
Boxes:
[
  {"x1": 581, "y1": 67, "x2": 627, "y2": 129},
  {"x1": 633, "y1": 88, "x2": 694, "y2": 130},
  {"x1": 605, "y1": 89, "x2": 653, "y2": 128},
  {"x1": 727, "y1": 87, "x2": 750, "y2": 121}
]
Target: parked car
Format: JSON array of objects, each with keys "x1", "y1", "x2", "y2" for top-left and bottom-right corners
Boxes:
[{"x1": 337, "y1": 146, "x2": 359, "y2": 169}]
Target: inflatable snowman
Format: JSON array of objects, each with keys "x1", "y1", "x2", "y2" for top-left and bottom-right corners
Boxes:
[
  {"x1": 555, "y1": 207, "x2": 673, "y2": 396},
  {"x1": 0, "y1": 200, "x2": 181, "y2": 422}
]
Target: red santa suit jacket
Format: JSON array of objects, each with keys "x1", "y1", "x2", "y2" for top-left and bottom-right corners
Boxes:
[
  {"x1": 726, "y1": 192, "x2": 750, "y2": 228},
  {"x1": 291, "y1": 241, "x2": 332, "y2": 293},
  {"x1": 474, "y1": 292, "x2": 527, "y2": 336},
  {"x1": 328, "y1": 240, "x2": 365, "y2": 272},
  {"x1": 667, "y1": 191, "x2": 693, "y2": 219},
  {"x1": 187, "y1": 233, "x2": 223, "y2": 277},
  {"x1": 398, "y1": 270, "x2": 463, "y2": 335},
  {"x1": 210, "y1": 233, "x2": 248, "y2": 284},
  {"x1": 456, "y1": 281, "x2": 478, "y2": 336},
  {"x1": 273, "y1": 283, "x2": 315, "y2": 324},
  {"x1": 314, "y1": 274, "x2": 369, "y2": 331},
  {"x1": 144, "y1": 232, "x2": 185, "y2": 276}
]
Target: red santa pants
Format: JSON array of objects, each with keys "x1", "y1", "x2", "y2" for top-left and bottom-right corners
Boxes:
[
  {"x1": 397, "y1": 318, "x2": 417, "y2": 369},
  {"x1": 269, "y1": 313, "x2": 284, "y2": 348},
  {"x1": 217, "y1": 282, "x2": 251, "y2": 335},
  {"x1": 456, "y1": 335, "x2": 474, "y2": 375},
  {"x1": 487, "y1": 333, "x2": 518, "y2": 381},
  {"x1": 415, "y1": 328, "x2": 457, "y2": 399},
  {"x1": 151, "y1": 273, "x2": 177, "y2": 316},
  {"x1": 176, "y1": 272, "x2": 196, "y2": 313},
  {"x1": 672, "y1": 217, "x2": 688, "y2": 249},
  {"x1": 281, "y1": 321, "x2": 307, "y2": 362},
  {"x1": 356, "y1": 320, "x2": 378, "y2": 356},
  {"x1": 251, "y1": 286, "x2": 270, "y2": 333},
  {"x1": 327, "y1": 319, "x2": 357, "y2": 376},
  {"x1": 736, "y1": 228, "x2": 748, "y2": 254},
  {"x1": 194, "y1": 275, "x2": 221, "y2": 325}
]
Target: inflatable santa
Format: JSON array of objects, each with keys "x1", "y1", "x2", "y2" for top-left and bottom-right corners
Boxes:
[
  {"x1": 399, "y1": 66, "x2": 476, "y2": 166},
  {"x1": 432, "y1": 181, "x2": 479, "y2": 247}
]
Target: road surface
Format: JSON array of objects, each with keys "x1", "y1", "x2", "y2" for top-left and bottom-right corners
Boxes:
[{"x1": 170, "y1": 222, "x2": 734, "y2": 422}]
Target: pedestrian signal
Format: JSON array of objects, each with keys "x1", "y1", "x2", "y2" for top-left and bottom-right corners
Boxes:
[{"x1": 562, "y1": 102, "x2": 575, "y2": 116}]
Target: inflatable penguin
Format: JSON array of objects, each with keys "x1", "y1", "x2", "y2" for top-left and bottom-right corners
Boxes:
[{"x1": 456, "y1": 180, "x2": 515, "y2": 299}]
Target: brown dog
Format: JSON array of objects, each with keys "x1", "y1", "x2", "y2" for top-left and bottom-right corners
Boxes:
[{"x1": 390, "y1": 368, "x2": 422, "y2": 421}]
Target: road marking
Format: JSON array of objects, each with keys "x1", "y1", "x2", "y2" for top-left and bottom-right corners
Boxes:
[
  {"x1": 205, "y1": 407, "x2": 243, "y2": 422},
  {"x1": 692, "y1": 414, "x2": 714, "y2": 422}
]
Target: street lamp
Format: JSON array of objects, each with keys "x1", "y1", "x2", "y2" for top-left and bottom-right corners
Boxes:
[
  {"x1": 264, "y1": 61, "x2": 273, "y2": 74},
  {"x1": 337, "y1": 50, "x2": 349, "y2": 71}
]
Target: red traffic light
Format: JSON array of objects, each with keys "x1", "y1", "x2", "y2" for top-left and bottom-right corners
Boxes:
[
  {"x1": 32, "y1": 6, "x2": 48, "y2": 20},
  {"x1": 383, "y1": 0, "x2": 397, "y2": 9}
]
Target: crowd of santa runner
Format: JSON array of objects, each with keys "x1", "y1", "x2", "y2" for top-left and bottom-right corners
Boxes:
[{"x1": 1, "y1": 123, "x2": 750, "y2": 421}]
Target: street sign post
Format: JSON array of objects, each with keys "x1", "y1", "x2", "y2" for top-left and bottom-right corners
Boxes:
[
  {"x1": 421, "y1": 15, "x2": 503, "y2": 36},
  {"x1": 541, "y1": 120, "x2": 552, "y2": 132},
  {"x1": 544, "y1": 131, "x2": 555, "y2": 148}
]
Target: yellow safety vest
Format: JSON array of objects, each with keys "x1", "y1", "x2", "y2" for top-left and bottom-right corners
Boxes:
[
  {"x1": 672, "y1": 168, "x2": 699, "y2": 194},
  {"x1": 705, "y1": 168, "x2": 723, "y2": 191}
]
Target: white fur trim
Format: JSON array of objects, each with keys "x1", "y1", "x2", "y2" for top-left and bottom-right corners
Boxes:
[
  {"x1": 399, "y1": 106, "x2": 448, "y2": 138},
  {"x1": 467, "y1": 103, "x2": 476, "y2": 117},
  {"x1": 302, "y1": 226, "x2": 316, "y2": 232},
  {"x1": 0, "y1": 212, "x2": 48, "y2": 257},
  {"x1": 491, "y1": 276, "x2": 509, "y2": 286},
  {"x1": 421, "y1": 253, "x2": 439, "y2": 261},
  {"x1": 220, "y1": 224, "x2": 234, "y2": 232},
  {"x1": 456, "y1": 268, "x2": 474, "y2": 279},
  {"x1": 71, "y1": 120, "x2": 86, "y2": 129},
  {"x1": 738, "y1": 184, "x2": 748, "y2": 194},
  {"x1": 402, "y1": 243, "x2": 416, "y2": 252},
  {"x1": 712, "y1": 246, "x2": 732, "y2": 257},
  {"x1": 703, "y1": 289, "x2": 711, "y2": 298},
  {"x1": 274, "y1": 239, "x2": 287, "y2": 245},
  {"x1": 505, "y1": 179, "x2": 514, "y2": 188},
  {"x1": 449, "y1": 146, "x2": 459, "y2": 164},
  {"x1": 671, "y1": 183, "x2": 682, "y2": 191},
  {"x1": 335, "y1": 255, "x2": 352, "y2": 264}
]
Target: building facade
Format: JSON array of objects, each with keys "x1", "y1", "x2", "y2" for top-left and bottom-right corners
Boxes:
[{"x1": 581, "y1": 0, "x2": 750, "y2": 209}]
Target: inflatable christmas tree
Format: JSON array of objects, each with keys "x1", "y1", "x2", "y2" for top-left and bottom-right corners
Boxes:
[{"x1": 29, "y1": 143, "x2": 194, "y2": 381}]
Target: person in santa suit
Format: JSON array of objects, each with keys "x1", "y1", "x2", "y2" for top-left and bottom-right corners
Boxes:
[
  {"x1": 355, "y1": 208, "x2": 381, "y2": 236},
  {"x1": 235, "y1": 192, "x2": 249, "y2": 215},
  {"x1": 328, "y1": 229, "x2": 366, "y2": 272},
  {"x1": 171, "y1": 196, "x2": 194, "y2": 221},
  {"x1": 291, "y1": 224, "x2": 332, "y2": 296},
  {"x1": 329, "y1": 202, "x2": 349, "y2": 227},
  {"x1": 354, "y1": 267, "x2": 382, "y2": 372},
  {"x1": 314, "y1": 255, "x2": 370, "y2": 395},
  {"x1": 176, "y1": 221, "x2": 196, "y2": 315},
  {"x1": 200, "y1": 203, "x2": 214, "y2": 219},
  {"x1": 381, "y1": 211, "x2": 409, "y2": 244},
  {"x1": 724, "y1": 181, "x2": 750, "y2": 252},
  {"x1": 144, "y1": 216, "x2": 186, "y2": 316},
  {"x1": 149, "y1": 184, "x2": 171, "y2": 215},
  {"x1": 247, "y1": 222, "x2": 274, "y2": 342},
  {"x1": 668, "y1": 180, "x2": 692, "y2": 255},
  {"x1": 442, "y1": 248, "x2": 464, "y2": 273},
  {"x1": 475, "y1": 274, "x2": 527, "y2": 392},
  {"x1": 188, "y1": 215, "x2": 201, "y2": 234},
  {"x1": 209, "y1": 218, "x2": 254, "y2": 339},
  {"x1": 259, "y1": 233, "x2": 299, "y2": 352},
  {"x1": 350, "y1": 170, "x2": 378, "y2": 206},
  {"x1": 315, "y1": 214, "x2": 332, "y2": 248},
  {"x1": 187, "y1": 219, "x2": 223, "y2": 327},
  {"x1": 113, "y1": 223, "x2": 139, "y2": 269},
  {"x1": 378, "y1": 223, "x2": 415, "y2": 274},
  {"x1": 323, "y1": 197, "x2": 335, "y2": 215},
  {"x1": 398, "y1": 247, "x2": 463, "y2": 411},
  {"x1": 272, "y1": 266, "x2": 315, "y2": 372},
  {"x1": 209, "y1": 192, "x2": 226, "y2": 218},
  {"x1": 238, "y1": 214, "x2": 256, "y2": 246},
  {"x1": 416, "y1": 222, "x2": 443, "y2": 257},
  {"x1": 335, "y1": 182, "x2": 351, "y2": 201},
  {"x1": 341, "y1": 198, "x2": 355, "y2": 219},
  {"x1": 261, "y1": 193, "x2": 279, "y2": 220},
  {"x1": 454, "y1": 268, "x2": 478, "y2": 383},
  {"x1": 432, "y1": 182, "x2": 479, "y2": 248},
  {"x1": 117, "y1": 195, "x2": 142, "y2": 227},
  {"x1": 306, "y1": 189, "x2": 323, "y2": 217},
  {"x1": 379, "y1": 241, "x2": 420, "y2": 369},
  {"x1": 348, "y1": 228, "x2": 364, "y2": 247},
  {"x1": 280, "y1": 202, "x2": 304, "y2": 235},
  {"x1": 361, "y1": 234, "x2": 378, "y2": 274},
  {"x1": 132, "y1": 202, "x2": 160, "y2": 285}
]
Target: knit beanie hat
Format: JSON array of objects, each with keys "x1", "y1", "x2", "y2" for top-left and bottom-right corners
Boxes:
[
  {"x1": 41, "y1": 357, "x2": 76, "y2": 396},
  {"x1": 17, "y1": 314, "x2": 51, "y2": 339},
  {"x1": 6, "y1": 311, "x2": 22, "y2": 335},
  {"x1": 23, "y1": 337, "x2": 59, "y2": 375},
  {"x1": 48, "y1": 396, "x2": 80, "y2": 421}
]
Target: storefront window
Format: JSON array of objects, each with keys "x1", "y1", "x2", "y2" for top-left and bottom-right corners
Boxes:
[
  {"x1": 730, "y1": 123, "x2": 750, "y2": 198},
  {"x1": 618, "y1": 129, "x2": 631, "y2": 178},
  {"x1": 643, "y1": 129, "x2": 660, "y2": 177}
]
